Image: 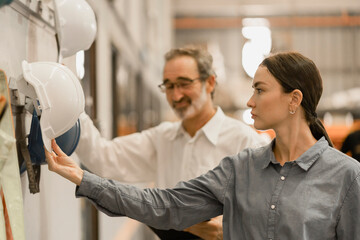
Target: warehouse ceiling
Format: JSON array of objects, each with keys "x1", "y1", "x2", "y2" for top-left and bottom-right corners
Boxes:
[{"x1": 172, "y1": 0, "x2": 360, "y2": 17}]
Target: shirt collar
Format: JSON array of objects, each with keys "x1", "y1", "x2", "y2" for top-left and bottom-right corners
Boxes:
[
  {"x1": 259, "y1": 137, "x2": 329, "y2": 171},
  {"x1": 294, "y1": 137, "x2": 328, "y2": 171},
  {"x1": 201, "y1": 107, "x2": 225, "y2": 145},
  {"x1": 168, "y1": 121, "x2": 183, "y2": 141},
  {"x1": 169, "y1": 107, "x2": 225, "y2": 145}
]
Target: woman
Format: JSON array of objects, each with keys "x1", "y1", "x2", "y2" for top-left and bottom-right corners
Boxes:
[{"x1": 46, "y1": 52, "x2": 360, "y2": 239}]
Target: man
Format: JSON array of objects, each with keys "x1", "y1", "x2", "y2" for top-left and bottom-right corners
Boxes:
[{"x1": 75, "y1": 46, "x2": 267, "y2": 239}]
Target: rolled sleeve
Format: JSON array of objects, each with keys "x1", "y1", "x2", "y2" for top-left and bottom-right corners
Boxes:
[
  {"x1": 76, "y1": 170, "x2": 103, "y2": 199},
  {"x1": 76, "y1": 171, "x2": 126, "y2": 217}
]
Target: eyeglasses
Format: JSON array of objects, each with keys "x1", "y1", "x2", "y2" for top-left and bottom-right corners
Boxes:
[{"x1": 158, "y1": 77, "x2": 202, "y2": 93}]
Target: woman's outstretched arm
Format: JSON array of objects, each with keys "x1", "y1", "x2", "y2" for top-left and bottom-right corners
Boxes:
[{"x1": 45, "y1": 139, "x2": 230, "y2": 230}]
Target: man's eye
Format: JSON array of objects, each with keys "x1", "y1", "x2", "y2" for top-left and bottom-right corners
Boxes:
[
  {"x1": 256, "y1": 88, "x2": 262, "y2": 94},
  {"x1": 165, "y1": 84, "x2": 174, "y2": 89},
  {"x1": 179, "y1": 82, "x2": 191, "y2": 88}
]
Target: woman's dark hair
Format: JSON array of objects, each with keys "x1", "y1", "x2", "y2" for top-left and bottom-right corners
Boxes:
[{"x1": 261, "y1": 52, "x2": 333, "y2": 147}]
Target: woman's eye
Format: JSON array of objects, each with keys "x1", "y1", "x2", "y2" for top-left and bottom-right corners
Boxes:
[{"x1": 255, "y1": 88, "x2": 262, "y2": 94}]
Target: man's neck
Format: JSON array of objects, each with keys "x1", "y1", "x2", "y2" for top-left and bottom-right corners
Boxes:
[{"x1": 182, "y1": 106, "x2": 217, "y2": 137}]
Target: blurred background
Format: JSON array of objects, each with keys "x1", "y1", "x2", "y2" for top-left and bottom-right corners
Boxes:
[{"x1": 0, "y1": 0, "x2": 359, "y2": 239}]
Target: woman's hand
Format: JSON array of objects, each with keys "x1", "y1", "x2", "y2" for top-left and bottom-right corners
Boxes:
[{"x1": 45, "y1": 139, "x2": 84, "y2": 186}]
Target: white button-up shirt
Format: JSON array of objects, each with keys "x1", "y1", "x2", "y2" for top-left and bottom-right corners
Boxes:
[{"x1": 75, "y1": 107, "x2": 267, "y2": 188}]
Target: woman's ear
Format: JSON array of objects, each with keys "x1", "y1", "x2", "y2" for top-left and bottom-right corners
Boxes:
[{"x1": 289, "y1": 89, "x2": 303, "y2": 111}]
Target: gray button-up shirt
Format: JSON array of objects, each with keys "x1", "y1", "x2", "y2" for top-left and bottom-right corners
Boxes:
[{"x1": 76, "y1": 137, "x2": 360, "y2": 239}]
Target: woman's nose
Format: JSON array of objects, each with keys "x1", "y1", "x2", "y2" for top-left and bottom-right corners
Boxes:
[{"x1": 246, "y1": 97, "x2": 253, "y2": 108}]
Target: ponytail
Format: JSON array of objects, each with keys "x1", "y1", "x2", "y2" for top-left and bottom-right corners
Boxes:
[{"x1": 309, "y1": 118, "x2": 334, "y2": 147}]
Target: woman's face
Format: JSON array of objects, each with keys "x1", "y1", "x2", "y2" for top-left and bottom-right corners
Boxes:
[{"x1": 247, "y1": 66, "x2": 292, "y2": 130}]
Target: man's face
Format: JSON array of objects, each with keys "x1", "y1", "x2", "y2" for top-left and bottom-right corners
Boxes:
[{"x1": 162, "y1": 56, "x2": 210, "y2": 120}]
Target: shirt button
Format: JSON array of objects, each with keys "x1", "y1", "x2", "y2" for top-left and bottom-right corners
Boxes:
[
  {"x1": 271, "y1": 204, "x2": 276, "y2": 209},
  {"x1": 280, "y1": 176, "x2": 285, "y2": 180}
]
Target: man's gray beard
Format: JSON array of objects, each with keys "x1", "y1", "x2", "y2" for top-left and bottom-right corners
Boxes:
[
  {"x1": 172, "y1": 85, "x2": 207, "y2": 120},
  {"x1": 173, "y1": 107, "x2": 186, "y2": 119}
]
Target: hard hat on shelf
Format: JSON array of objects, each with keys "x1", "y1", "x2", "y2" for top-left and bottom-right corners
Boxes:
[
  {"x1": 20, "y1": 110, "x2": 81, "y2": 174},
  {"x1": 19, "y1": 60, "x2": 85, "y2": 152},
  {"x1": 0, "y1": 0, "x2": 13, "y2": 8},
  {"x1": 54, "y1": 0, "x2": 97, "y2": 58}
]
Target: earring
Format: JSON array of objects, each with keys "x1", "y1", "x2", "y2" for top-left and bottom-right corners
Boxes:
[{"x1": 289, "y1": 110, "x2": 296, "y2": 114}]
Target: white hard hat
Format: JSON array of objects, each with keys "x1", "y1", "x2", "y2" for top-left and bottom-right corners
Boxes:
[
  {"x1": 54, "y1": 0, "x2": 97, "y2": 58},
  {"x1": 19, "y1": 60, "x2": 85, "y2": 152}
]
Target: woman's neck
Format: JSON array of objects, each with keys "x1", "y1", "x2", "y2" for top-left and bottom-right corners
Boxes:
[{"x1": 273, "y1": 120, "x2": 317, "y2": 166}]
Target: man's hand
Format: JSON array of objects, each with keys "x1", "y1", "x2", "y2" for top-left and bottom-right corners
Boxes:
[
  {"x1": 184, "y1": 215, "x2": 223, "y2": 240},
  {"x1": 45, "y1": 139, "x2": 84, "y2": 186}
]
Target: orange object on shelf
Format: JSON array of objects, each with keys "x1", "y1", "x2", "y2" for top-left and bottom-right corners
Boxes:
[
  {"x1": 256, "y1": 129, "x2": 276, "y2": 140},
  {"x1": 324, "y1": 124, "x2": 351, "y2": 150}
]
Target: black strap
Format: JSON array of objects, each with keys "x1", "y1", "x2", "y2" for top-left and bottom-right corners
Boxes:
[{"x1": 14, "y1": 105, "x2": 40, "y2": 193}]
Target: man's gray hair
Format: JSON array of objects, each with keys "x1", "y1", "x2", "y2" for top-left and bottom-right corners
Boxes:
[{"x1": 164, "y1": 46, "x2": 217, "y2": 82}]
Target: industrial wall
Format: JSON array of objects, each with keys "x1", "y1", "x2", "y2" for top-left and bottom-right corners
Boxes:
[{"x1": 0, "y1": 0, "x2": 172, "y2": 239}]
